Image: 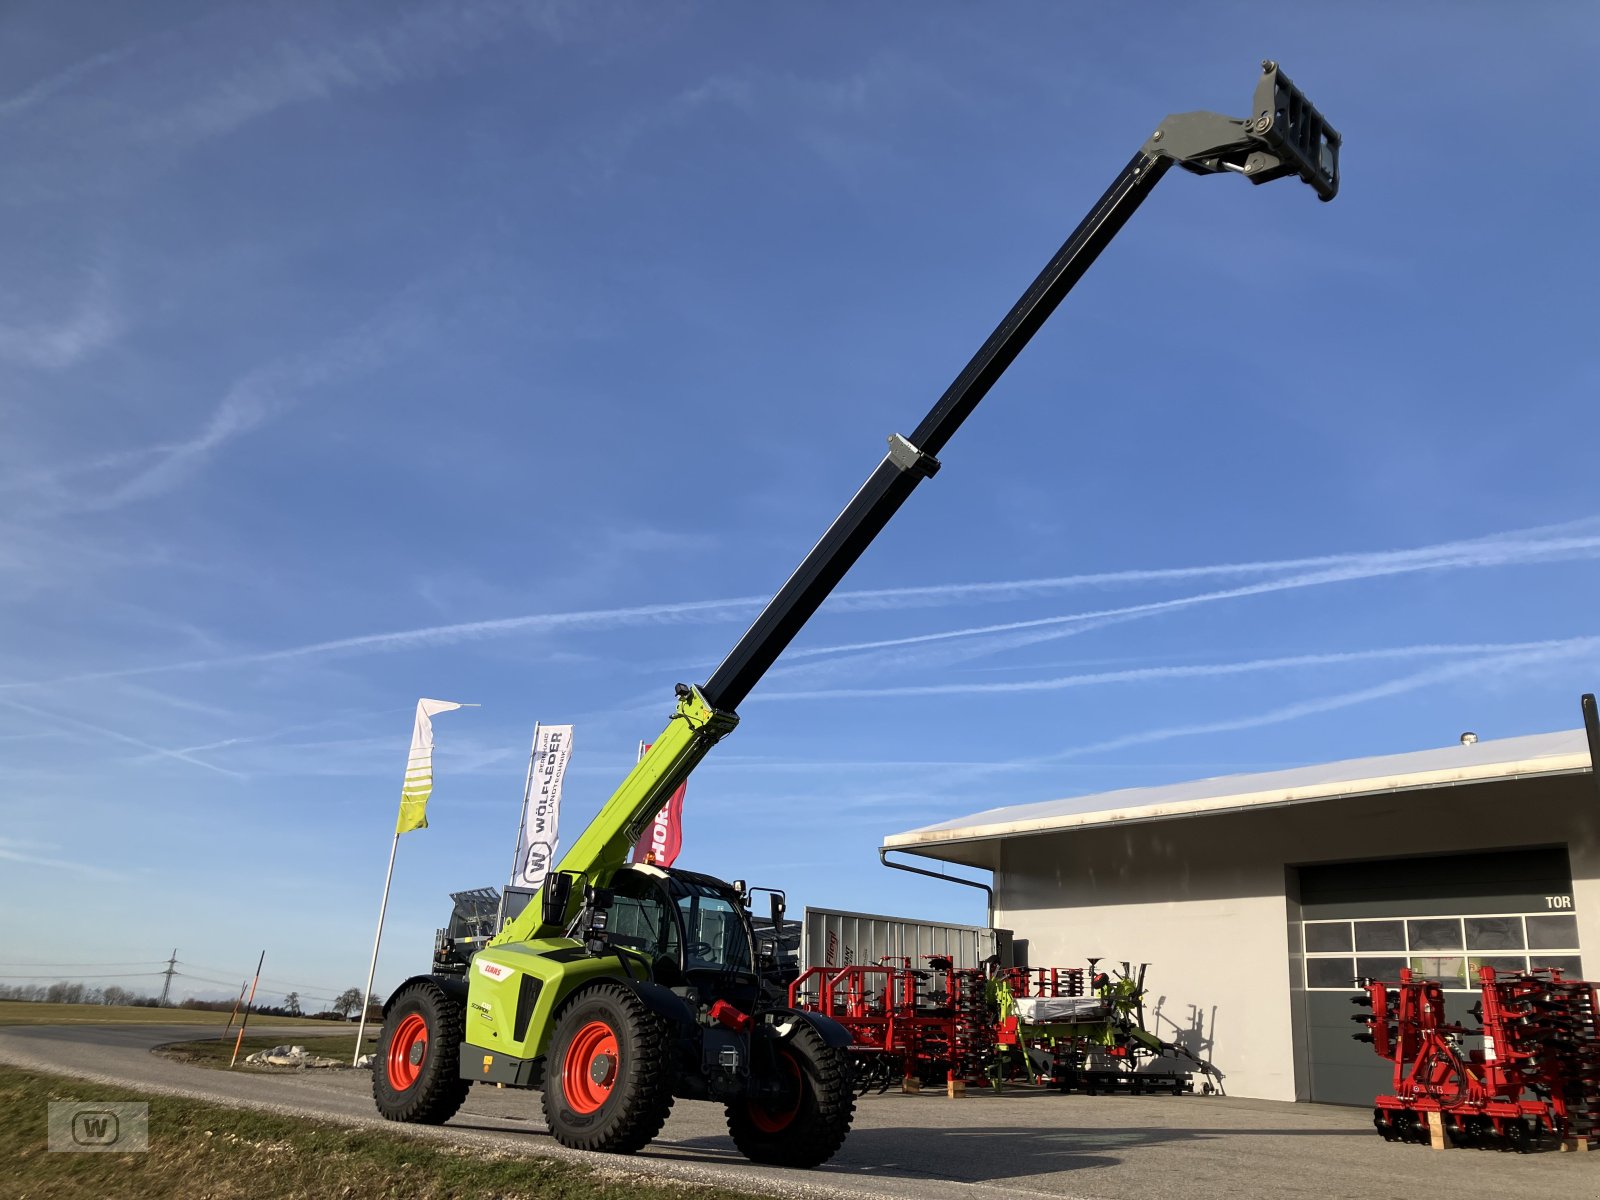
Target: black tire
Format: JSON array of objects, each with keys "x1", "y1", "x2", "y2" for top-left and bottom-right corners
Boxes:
[
  {"x1": 727, "y1": 1022, "x2": 855, "y2": 1168},
  {"x1": 371, "y1": 980, "x2": 472, "y2": 1125},
  {"x1": 541, "y1": 982, "x2": 675, "y2": 1154}
]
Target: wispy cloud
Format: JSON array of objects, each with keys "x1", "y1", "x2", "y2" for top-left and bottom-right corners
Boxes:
[
  {"x1": 139, "y1": 2, "x2": 583, "y2": 149},
  {"x1": 856, "y1": 636, "x2": 1600, "y2": 818},
  {"x1": 0, "y1": 35, "x2": 158, "y2": 120},
  {"x1": 0, "y1": 837, "x2": 127, "y2": 880},
  {"x1": 0, "y1": 266, "x2": 123, "y2": 370},
  {"x1": 818, "y1": 516, "x2": 1600, "y2": 612},
  {"x1": 577, "y1": 48, "x2": 965, "y2": 191},
  {"x1": 1036, "y1": 635, "x2": 1600, "y2": 764},
  {"x1": 754, "y1": 638, "x2": 1600, "y2": 701},
  {"x1": 21, "y1": 299, "x2": 422, "y2": 516},
  {"x1": 788, "y1": 527, "x2": 1600, "y2": 664},
  {"x1": 0, "y1": 696, "x2": 241, "y2": 778},
  {"x1": 8, "y1": 518, "x2": 1600, "y2": 693}
]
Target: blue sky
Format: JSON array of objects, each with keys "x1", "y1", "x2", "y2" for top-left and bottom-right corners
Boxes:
[{"x1": 3, "y1": 2, "x2": 1598, "y2": 1010}]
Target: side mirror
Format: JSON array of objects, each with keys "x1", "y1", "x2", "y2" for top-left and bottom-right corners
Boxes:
[
  {"x1": 541, "y1": 872, "x2": 574, "y2": 927},
  {"x1": 769, "y1": 891, "x2": 787, "y2": 929}
]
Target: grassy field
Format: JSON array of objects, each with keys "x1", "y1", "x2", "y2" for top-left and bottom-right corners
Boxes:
[
  {"x1": 158, "y1": 1030, "x2": 379, "y2": 1070},
  {"x1": 2, "y1": 1064, "x2": 775, "y2": 1200},
  {"x1": 0, "y1": 1001, "x2": 351, "y2": 1028}
]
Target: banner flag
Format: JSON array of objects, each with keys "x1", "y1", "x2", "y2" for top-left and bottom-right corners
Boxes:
[
  {"x1": 396, "y1": 698, "x2": 463, "y2": 835},
  {"x1": 513, "y1": 724, "x2": 574, "y2": 892},
  {"x1": 631, "y1": 742, "x2": 687, "y2": 867}
]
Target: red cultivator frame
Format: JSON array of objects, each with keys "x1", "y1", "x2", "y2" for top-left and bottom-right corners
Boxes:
[
  {"x1": 790, "y1": 957, "x2": 1221, "y2": 1095},
  {"x1": 1354, "y1": 965, "x2": 1600, "y2": 1151},
  {"x1": 788, "y1": 956, "x2": 993, "y2": 1091}
]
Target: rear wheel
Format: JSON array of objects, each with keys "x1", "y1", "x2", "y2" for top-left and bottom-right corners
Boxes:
[
  {"x1": 371, "y1": 980, "x2": 472, "y2": 1124},
  {"x1": 542, "y1": 983, "x2": 675, "y2": 1154},
  {"x1": 728, "y1": 1022, "x2": 855, "y2": 1168}
]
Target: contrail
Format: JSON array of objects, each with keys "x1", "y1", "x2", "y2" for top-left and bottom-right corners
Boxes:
[
  {"x1": 0, "y1": 36, "x2": 156, "y2": 119},
  {"x1": 1035, "y1": 636, "x2": 1600, "y2": 765},
  {"x1": 785, "y1": 534, "x2": 1600, "y2": 662},
  {"x1": 0, "y1": 696, "x2": 242, "y2": 778},
  {"x1": 877, "y1": 635, "x2": 1600, "y2": 808},
  {"x1": 5, "y1": 521, "x2": 1597, "y2": 691},
  {"x1": 754, "y1": 638, "x2": 1600, "y2": 701},
  {"x1": 0, "y1": 595, "x2": 769, "y2": 691},
  {"x1": 819, "y1": 515, "x2": 1600, "y2": 610}
]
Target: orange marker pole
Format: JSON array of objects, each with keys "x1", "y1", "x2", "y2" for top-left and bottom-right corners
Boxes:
[
  {"x1": 217, "y1": 978, "x2": 248, "y2": 1042},
  {"x1": 229, "y1": 951, "x2": 266, "y2": 1068}
]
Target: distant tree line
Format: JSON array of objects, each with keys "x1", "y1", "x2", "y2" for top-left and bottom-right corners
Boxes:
[
  {"x1": 0, "y1": 980, "x2": 375, "y2": 1021},
  {"x1": 0, "y1": 982, "x2": 160, "y2": 1006}
]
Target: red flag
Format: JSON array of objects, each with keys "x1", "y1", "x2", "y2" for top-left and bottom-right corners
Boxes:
[{"x1": 631, "y1": 743, "x2": 686, "y2": 867}]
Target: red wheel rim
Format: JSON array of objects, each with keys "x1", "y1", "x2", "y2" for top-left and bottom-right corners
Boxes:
[
  {"x1": 563, "y1": 1020, "x2": 620, "y2": 1114},
  {"x1": 387, "y1": 1012, "x2": 429, "y2": 1090},
  {"x1": 748, "y1": 1048, "x2": 804, "y2": 1133}
]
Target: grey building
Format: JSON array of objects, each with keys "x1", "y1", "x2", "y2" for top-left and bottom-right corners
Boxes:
[{"x1": 882, "y1": 728, "x2": 1597, "y2": 1103}]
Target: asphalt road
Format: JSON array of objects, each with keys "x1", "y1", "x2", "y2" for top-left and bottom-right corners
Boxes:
[{"x1": 3, "y1": 1023, "x2": 1594, "y2": 1200}]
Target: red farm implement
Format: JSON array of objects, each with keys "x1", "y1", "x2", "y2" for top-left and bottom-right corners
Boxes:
[
  {"x1": 790, "y1": 957, "x2": 1222, "y2": 1096},
  {"x1": 787, "y1": 956, "x2": 992, "y2": 1092},
  {"x1": 1353, "y1": 965, "x2": 1600, "y2": 1151}
]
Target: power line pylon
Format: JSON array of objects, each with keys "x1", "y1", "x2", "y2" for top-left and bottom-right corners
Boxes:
[{"x1": 158, "y1": 949, "x2": 177, "y2": 1006}]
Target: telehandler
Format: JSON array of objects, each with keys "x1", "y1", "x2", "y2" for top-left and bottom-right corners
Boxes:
[{"x1": 372, "y1": 62, "x2": 1340, "y2": 1166}]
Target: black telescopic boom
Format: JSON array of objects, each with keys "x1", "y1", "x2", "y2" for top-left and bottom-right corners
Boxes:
[
  {"x1": 700, "y1": 62, "x2": 1339, "y2": 713},
  {"x1": 700, "y1": 151, "x2": 1171, "y2": 712}
]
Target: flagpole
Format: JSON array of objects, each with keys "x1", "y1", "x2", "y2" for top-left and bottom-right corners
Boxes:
[
  {"x1": 354, "y1": 698, "x2": 475, "y2": 1068},
  {"x1": 500, "y1": 723, "x2": 540, "y2": 931},
  {"x1": 354, "y1": 830, "x2": 399, "y2": 1066}
]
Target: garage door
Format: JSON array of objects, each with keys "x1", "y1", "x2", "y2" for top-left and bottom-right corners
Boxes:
[{"x1": 1292, "y1": 847, "x2": 1582, "y2": 1107}]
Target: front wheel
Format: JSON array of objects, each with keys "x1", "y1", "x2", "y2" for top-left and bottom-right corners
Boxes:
[
  {"x1": 371, "y1": 980, "x2": 472, "y2": 1124},
  {"x1": 541, "y1": 983, "x2": 675, "y2": 1154},
  {"x1": 728, "y1": 1022, "x2": 855, "y2": 1168}
]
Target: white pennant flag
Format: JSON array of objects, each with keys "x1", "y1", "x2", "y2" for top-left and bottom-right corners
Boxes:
[
  {"x1": 396, "y1": 698, "x2": 464, "y2": 834},
  {"x1": 513, "y1": 723, "x2": 573, "y2": 892}
]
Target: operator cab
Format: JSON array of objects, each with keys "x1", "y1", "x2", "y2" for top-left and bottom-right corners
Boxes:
[{"x1": 606, "y1": 865, "x2": 760, "y2": 1008}]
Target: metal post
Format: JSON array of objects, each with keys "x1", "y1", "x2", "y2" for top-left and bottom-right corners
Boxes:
[
  {"x1": 1582, "y1": 693, "x2": 1600, "y2": 800},
  {"x1": 229, "y1": 951, "x2": 265, "y2": 1069},
  {"x1": 217, "y1": 978, "x2": 248, "y2": 1043},
  {"x1": 354, "y1": 832, "x2": 400, "y2": 1066}
]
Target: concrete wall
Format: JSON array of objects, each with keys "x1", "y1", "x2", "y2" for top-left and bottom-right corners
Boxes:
[{"x1": 991, "y1": 773, "x2": 1600, "y2": 1102}]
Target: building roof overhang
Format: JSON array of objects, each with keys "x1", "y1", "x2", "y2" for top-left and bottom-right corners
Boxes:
[{"x1": 883, "y1": 728, "x2": 1593, "y2": 867}]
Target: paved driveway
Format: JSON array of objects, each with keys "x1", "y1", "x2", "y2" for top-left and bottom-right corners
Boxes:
[{"x1": 3, "y1": 1023, "x2": 1593, "y2": 1199}]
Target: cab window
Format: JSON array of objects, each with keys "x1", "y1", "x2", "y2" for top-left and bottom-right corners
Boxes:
[
  {"x1": 608, "y1": 872, "x2": 680, "y2": 961},
  {"x1": 674, "y1": 885, "x2": 752, "y2": 972}
]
